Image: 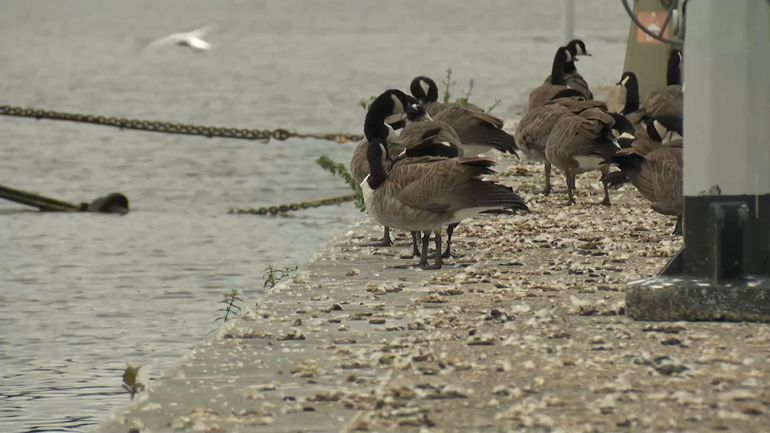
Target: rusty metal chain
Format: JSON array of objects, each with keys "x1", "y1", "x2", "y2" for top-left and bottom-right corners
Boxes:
[
  {"x1": 228, "y1": 194, "x2": 356, "y2": 216},
  {"x1": 0, "y1": 105, "x2": 363, "y2": 144}
]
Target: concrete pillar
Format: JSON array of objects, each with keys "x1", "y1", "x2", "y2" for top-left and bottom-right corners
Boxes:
[
  {"x1": 626, "y1": 0, "x2": 770, "y2": 322},
  {"x1": 683, "y1": 1, "x2": 770, "y2": 197}
]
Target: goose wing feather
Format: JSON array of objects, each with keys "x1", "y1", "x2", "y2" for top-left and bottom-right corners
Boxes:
[{"x1": 643, "y1": 85, "x2": 683, "y2": 118}]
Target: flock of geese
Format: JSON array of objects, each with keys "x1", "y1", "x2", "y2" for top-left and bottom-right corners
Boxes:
[{"x1": 350, "y1": 39, "x2": 684, "y2": 270}]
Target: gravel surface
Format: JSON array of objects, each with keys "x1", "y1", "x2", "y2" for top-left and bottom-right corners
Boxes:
[{"x1": 99, "y1": 154, "x2": 770, "y2": 433}]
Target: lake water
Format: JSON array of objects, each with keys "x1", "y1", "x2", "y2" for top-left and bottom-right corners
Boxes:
[{"x1": 0, "y1": 1, "x2": 629, "y2": 431}]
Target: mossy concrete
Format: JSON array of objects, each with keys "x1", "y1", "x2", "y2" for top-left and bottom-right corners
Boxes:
[{"x1": 627, "y1": 276, "x2": 770, "y2": 322}]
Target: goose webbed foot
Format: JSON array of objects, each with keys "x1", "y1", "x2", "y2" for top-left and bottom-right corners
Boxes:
[
  {"x1": 401, "y1": 231, "x2": 422, "y2": 259},
  {"x1": 362, "y1": 226, "x2": 393, "y2": 247}
]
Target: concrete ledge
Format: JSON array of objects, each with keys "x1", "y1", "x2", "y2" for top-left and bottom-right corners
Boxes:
[
  {"x1": 97, "y1": 160, "x2": 770, "y2": 433},
  {"x1": 627, "y1": 276, "x2": 770, "y2": 322}
]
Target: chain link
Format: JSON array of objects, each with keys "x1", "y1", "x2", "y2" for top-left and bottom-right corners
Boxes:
[
  {"x1": 0, "y1": 105, "x2": 364, "y2": 144},
  {"x1": 229, "y1": 194, "x2": 356, "y2": 216}
]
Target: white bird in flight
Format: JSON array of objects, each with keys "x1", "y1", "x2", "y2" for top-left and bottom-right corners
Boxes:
[{"x1": 146, "y1": 26, "x2": 213, "y2": 52}]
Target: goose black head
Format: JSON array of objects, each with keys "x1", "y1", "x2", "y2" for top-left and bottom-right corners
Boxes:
[
  {"x1": 609, "y1": 113, "x2": 636, "y2": 148},
  {"x1": 647, "y1": 115, "x2": 683, "y2": 143},
  {"x1": 616, "y1": 71, "x2": 638, "y2": 88},
  {"x1": 410, "y1": 76, "x2": 439, "y2": 104},
  {"x1": 566, "y1": 39, "x2": 591, "y2": 57},
  {"x1": 616, "y1": 71, "x2": 640, "y2": 114},
  {"x1": 365, "y1": 89, "x2": 413, "y2": 142},
  {"x1": 667, "y1": 49, "x2": 683, "y2": 86}
]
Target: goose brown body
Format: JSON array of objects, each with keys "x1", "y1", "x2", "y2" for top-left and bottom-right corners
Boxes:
[
  {"x1": 642, "y1": 85, "x2": 683, "y2": 119},
  {"x1": 408, "y1": 77, "x2": 517, "y2": 155},
  {"x1": 363, "y1": 157, "x2": 526, "y2": 232},
  {"x1": 350, "y1": 130, "x2": 405, "y2": 186},
  {"x1": 515, "y1": 95, "x2": 606, "y2": 193},
  {"x1": 611, "y1": 146, "x2": 682, "y2": 216},
  {"x1": 398, "y1": 119, "x2": 463, "y2": 158},
  {"x1": 545, "y1": 107, "x2": 619, "y2": 205}
]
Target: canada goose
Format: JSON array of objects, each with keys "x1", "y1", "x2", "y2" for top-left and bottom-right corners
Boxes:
[
  {"x1": 527, "y1": 46, "x2": 573, "y2": 110},
  {"x1": 642, "y1": 50, "x2": 683, "y2": 119},
  {"x1": 515, "y1": 89, "x2": 605, "y2": 194},
  {"x1": 349, "y1": 89, "x2": 420, "y2": 246},
  {"x1": 398, "y1": 109, "x2": 466, "y2": 259},
  {"x1": 615, "y1": 71, "x2": 647, "y2": 129},
  {"x1": 408, "y1": 76, "x2": 518, "y2": 156},
  {"x1": 544, "y1": 39, "x2": 593, "y2": 100},
  {"x1": 545, "y1": 107, "x2": 620, "y2": 206},
  {"x1": 361, "y1": 138, "x2": 528, "y2": 269},
  {"x1": 607, "y1": 146, "x2": 683, "y2": 234}
]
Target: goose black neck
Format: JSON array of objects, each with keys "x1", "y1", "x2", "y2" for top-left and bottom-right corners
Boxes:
[
  {"x1": 550, "y1": 49, "x2": 568, "y2": 85},
  {"x1": 364, "y1": 110, "x2": 390, "y2": 143},
  {"x1": 366, "y1": 140, "x2": 387, "y2": 189},
  {"x1": 622, "y1": 76, "x2": 640, "y2": 115},
  {"x1": 667, "y1": 52, "x2": 682, "y2": 86},
  {"x1": 564, "y1": 60, "x2": 577, "y2": 74}
]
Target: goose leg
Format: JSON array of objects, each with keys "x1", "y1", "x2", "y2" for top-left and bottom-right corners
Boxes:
[
  {"x1": 401, "y1": 231, "x2": 422, "y2": 259},
  {"x1": 599, "y1": 166, "x2": 612, "y2": 206},
  {"x1": 673, "y1": 215, "x2": 683, "y2": 236},
  {"x1": 542, "y1": 162, "x2": 552, "y2": 195},
  {"x1": 419, "y1": 231, "x2": 443, "y2": 270},
  {"x1": 362, "y1": 226, "x2": 393, "y2": 247},
  {"x1": 442, "y1": 223, "x2": 460, "y2": 258},
  {"x1": 566, "y1": 173, "x2": 576, "y2": 206},
  {"x1": 434, "y1": 231, "x2": 444, "y2": 268},
  {"x1": 420, "y1": 230, "x2": 443, "y2": 270},
  {"x1": 418, "y1": 231, "x2": 431, "y2": 268}
]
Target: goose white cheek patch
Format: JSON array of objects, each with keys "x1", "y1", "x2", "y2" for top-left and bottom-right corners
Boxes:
[
  {"x1": 654, "y1": 121, "x2": 667, "y2": 141},
  {"x1": 420, "y1": 80, "x2": 430, "y2": 97}
]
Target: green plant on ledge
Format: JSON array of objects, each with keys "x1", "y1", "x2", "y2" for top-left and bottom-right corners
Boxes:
[
  {"x1": 263, "y1": 265, "x2": 298, "y2": 290},
  {"x1": 215, "y1": 289, "x2": 243, "y2": 324},
  {"x1": 316, "y1": 155, "x2": 365, "y2": 211},
  {"x1": 122, "y1": 363, "x2": 145, "y2": 400}
]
